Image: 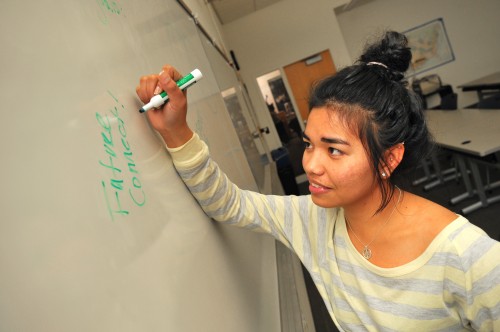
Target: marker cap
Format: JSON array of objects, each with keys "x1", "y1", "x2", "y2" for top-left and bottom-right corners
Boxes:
[{"x1": 191, "y1": 69, "x2": 203, "y2": 81}]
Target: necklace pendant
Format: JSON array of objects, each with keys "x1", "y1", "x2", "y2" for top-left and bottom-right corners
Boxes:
[{"x1": 362, "y1": 246, "x2": 372, "y2": 260}]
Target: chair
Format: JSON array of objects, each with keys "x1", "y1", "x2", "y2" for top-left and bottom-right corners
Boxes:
[
  {"x1": 438, "y1": 85, "x2": 458, "y2": 110},
  {"x1": 412, "y1": 74, "x2": 457, "y2": 110},
  {"x1": 412, "y1": 74, "x2": 441, "y2": 109},
  {"x1": 411, "y1": 75, "x2": 460, "y2": 190},
  {"x1": 439, "y1": 93, "x2": 458, "y2": 110}
]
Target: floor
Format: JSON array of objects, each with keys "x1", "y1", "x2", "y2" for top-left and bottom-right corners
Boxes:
[{"x1": 280, "y1": 139, "x2": 500, "y2": 332}]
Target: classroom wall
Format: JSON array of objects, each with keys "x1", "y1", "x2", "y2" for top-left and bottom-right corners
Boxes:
[
  {"x1": 208, "y1": 0, "x2": 500, "y2": 143},
  {"x1": 336, "y1": 0, "x2": 500, "y2": 108},
  {"x1": 219, "y1": 0, "x2": 353, "y2": 151},
  {"x1": 184, "y1": 0, "x2": 353, "y2": 150}
]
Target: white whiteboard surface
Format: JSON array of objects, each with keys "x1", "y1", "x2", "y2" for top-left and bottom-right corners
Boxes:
[{"x1": 0, "y1": 1, "x2": 280, "y2": 331}]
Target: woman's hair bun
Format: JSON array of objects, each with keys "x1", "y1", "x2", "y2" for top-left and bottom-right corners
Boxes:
[{"x1": 359, "y1": 31, "x2": 412, "y2": 80}]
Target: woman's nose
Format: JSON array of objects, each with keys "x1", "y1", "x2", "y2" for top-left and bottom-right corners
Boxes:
[{"x1": 303, "y1": 151, "x2": 324, "y2": 176}]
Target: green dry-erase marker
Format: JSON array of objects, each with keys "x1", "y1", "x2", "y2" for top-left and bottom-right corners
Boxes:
[{"x1": 139, "y1": 69, "x2": 203, "y2": 113}]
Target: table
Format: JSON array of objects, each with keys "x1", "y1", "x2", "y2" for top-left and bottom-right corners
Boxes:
[
  {"x1": 457, "y1": 71, "x2": 500, "y2": 101},
  {"x1": 425, "y1": 108, "x2": 500, "y2": 214}
]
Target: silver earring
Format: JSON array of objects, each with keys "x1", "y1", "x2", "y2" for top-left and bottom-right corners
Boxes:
[{"x1": 382, "y1": 172, "x2": 387, "y2": 178}]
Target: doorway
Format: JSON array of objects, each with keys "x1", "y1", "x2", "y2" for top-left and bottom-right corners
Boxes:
[
  {"x1": 283, "y1": 49, "x2": 337, "y2": 122},
  {"x1": 257, "y1": 70, "x2": 303, "y2": 146},
  {"x1": 257, "y1": 70, "x2": 305, "y2": 186}
]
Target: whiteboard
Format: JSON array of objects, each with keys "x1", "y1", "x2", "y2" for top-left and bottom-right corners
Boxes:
[
  {"x1": 197, "y1": 29, "x2": 268, "y2": 191},
  {"x1": 0, "y1": 1, "x2": 280, "y2": 331}
]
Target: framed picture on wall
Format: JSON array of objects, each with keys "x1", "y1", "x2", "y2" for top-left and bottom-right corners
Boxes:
[{"x1": 403, "y1": 18, "x2": 455, "y2": 76}]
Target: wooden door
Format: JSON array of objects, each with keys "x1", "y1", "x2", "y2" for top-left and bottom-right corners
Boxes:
[{"x1": 283, "y1": 50, "x2": 336, "y2": 121}]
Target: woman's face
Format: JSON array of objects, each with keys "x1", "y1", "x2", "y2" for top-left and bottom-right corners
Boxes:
[{"x1": 302, "y1": 107, "x2": 378, "y2": 209}]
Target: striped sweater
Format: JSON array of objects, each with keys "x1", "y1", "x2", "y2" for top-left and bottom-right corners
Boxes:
[{"x1": 168, "y1": 134, "x2": 500, "y2": 331}]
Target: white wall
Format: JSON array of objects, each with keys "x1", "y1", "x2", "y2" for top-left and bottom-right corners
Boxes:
[
  {"x1": 187, "y1": 0, "x2": 500, "y2": 148},
  {"x1": 336, "y1": 0, "x2": 500, "y2": 108},
  {"x1": 183, "y1": 0, "x2": 353, "y2": 150},
  {"x1": 221, "y1": 0, "x2": 352, "y2": 150}
]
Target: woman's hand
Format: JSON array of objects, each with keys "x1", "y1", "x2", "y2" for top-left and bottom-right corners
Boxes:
[{"x1": 136, "y1": 65, "x2": 193, "y2": 147}]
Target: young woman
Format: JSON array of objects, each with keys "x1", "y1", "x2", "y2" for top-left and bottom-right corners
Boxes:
[{"x1": 136, "y1": 31, "x2": 500, "y2": 331}]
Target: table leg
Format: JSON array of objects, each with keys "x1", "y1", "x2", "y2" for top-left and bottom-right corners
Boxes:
[
  {"x1": 423, "y1": 153, "x2": 458, "y2": 191},
  {"x1": 412, "y1": 159, "x2": 436, "y2": 186},
  {"x1": 450, "y1": 155, "x2": 475, "y2": 205},
  {"x1": 461, "y1": 159, "x2": 500, "y2": 214}
]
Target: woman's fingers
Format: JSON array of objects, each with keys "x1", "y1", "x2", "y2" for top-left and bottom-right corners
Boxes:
[
  {"x1": 158, "y1": 67, "x2": 187, "y2": 112},
  {"x1": 136, "y1": 64, "x2": 187, "y2": 114},
  {"x1": 136, "y1": 74, "x2": 158, "y2": 103}
]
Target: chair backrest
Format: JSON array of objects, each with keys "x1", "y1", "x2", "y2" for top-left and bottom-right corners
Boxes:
[
  {"x1": 412, "y1": 74, "x2": 442, "y2": 96},
  {"x1": 413, "y1": 75, "x2": 458, "y2": 110}
]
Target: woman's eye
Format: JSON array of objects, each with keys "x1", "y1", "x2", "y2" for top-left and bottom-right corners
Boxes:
[
  {"x1": 328, "y1": 147, "x2": 342, "y2": 156},
  {"x1": 303, "y1": 141, "x2": 312, "y2": 149}
]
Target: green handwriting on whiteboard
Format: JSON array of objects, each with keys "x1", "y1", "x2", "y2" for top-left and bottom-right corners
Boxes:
[
  {"x1": 96, "y1": 0, "x2": 122, "y2": 25},
  {"x1": 96, "y1": 91, "x2": 146, "y2": 221}
]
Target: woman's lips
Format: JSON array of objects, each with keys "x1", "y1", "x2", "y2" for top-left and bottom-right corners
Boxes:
[{"x1": 308, "y1": 182, "x2": 331, "y2": 194}]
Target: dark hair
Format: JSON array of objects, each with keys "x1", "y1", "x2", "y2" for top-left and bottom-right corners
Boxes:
[{"x1": 308, "y1": 31, "x2": 433, "y2": 213}]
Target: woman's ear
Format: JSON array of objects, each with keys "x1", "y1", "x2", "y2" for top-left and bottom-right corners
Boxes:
[{"x1": 379, "y1": 143, "x2": 405, "y2": 179}]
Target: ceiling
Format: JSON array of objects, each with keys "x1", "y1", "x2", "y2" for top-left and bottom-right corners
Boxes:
[
  {"x1": 208, "y1": 0, "x2": 284, "y2": 24},
  {"x1": 208, "y1": 0, "x2": 374, "y2": 25}
]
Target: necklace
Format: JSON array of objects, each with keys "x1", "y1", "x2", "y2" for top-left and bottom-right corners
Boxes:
[{"x1": 345, "y1": 186, "x2": 402, "y2": 260}]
